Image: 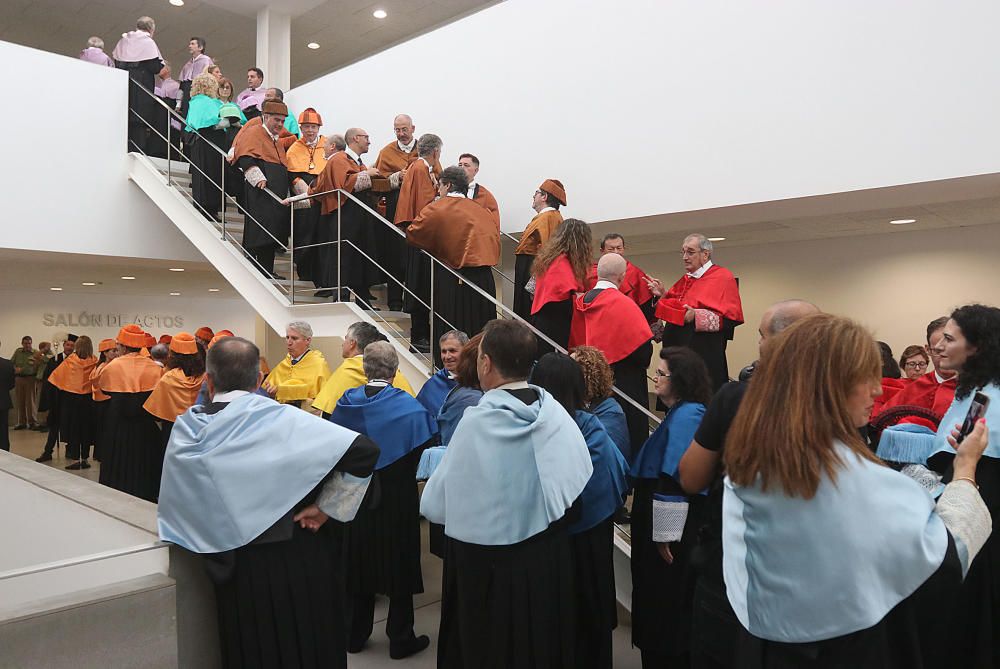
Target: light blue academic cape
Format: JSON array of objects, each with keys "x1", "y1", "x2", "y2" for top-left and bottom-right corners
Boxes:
[
  {"x1": 420, "y1": 385, "x2": 593, "y2": 545},
  {"x1": 724, "y1": 442, "x2": 948, "y2": 643},
  {"x1": 417, "y1": 385, "x2": 482, "y2": 480},
  {"x1": 158, "y1": 393, "x2": 364, "y2": 553},
  {"x1": 928, "y1": 383, "x2": 1000, "y2": 463}
]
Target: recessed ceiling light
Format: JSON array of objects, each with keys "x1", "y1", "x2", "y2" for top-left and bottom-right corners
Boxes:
[
  {"x1": 169, "y1": 267, "x2": 185, "y2": 272},
  {"x1": 708, "y1": 237, "x2": 726, "y2": 242},
  {"x1": 890, "y1": 218, "x2": 916, "y2": 225},
  {"x1": 169, "y1": 292, "x2": 181, "y2": 296},
  {"x1": 208, "y1": 288, "x2": 220, "y2": 292},
  {"x1": 307, "y1": 42, "x2": 320, "y2": 50},
  {"x1": 121, "y1": 276, "x2": 136, "y2": 280},
  {"x1": 169, "y1": 0, "x2": 184, "y2": 6},
  {"x1": 50, "y1": 287, "x2": 63, "y2": 291},
  {"x1": 373, "y1": 9, "x2": 387, "y2": 19},
  {"x1": 82, "y1": 282, "x2": 96, "y2": 286}
]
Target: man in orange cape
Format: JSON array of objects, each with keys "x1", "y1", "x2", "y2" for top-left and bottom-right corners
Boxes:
[
  {"x1": 513, "y1": 179, "x2": 565, "y2": 319},
  {"x1": 457, "y1": 153, "x2": 500, "y2": 229}
]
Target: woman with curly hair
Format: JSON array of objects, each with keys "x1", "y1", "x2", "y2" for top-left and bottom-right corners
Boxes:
[
  {"x1": 185, "y1": 72, "x2": 228, "y2": 221},
  {"x1": 926, "y1": 304, "x2": 1000, "y2": 668},
  {"x1": 572, "y1": 345, "x2": 629, "y2": 459},
  {"x1": 530, "y1": 218, "x2": 592, "y2": 354}
]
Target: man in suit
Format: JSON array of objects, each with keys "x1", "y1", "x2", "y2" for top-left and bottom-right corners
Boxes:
[{"x1": 0, "y1": 341, "x2": 15, "y2": 452}]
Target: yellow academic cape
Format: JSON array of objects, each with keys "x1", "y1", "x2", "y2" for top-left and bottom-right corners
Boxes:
[
  {"x1": 311, "y1": 356, "x2": 415, "y2": 414},
  {"x1": 264, "y1": 349, "x2": 332, "y2": 402}
]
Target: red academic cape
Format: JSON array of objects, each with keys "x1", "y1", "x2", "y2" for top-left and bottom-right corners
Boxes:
[
  {"x1": 585, "y1": 259, "x2": 653, "y2": 307},
  {"x1": 656, "y1": 264, "x2": 744, "y2": 325},
  {"x1": 570, "y1": 288, "x2": 653, "y2": 364},
  {"x1": 874, "y1": 372, "x2": 957, "y2": 420},
  {"x1": 872, "y1": 377, "x2": 908, "y2": 417},
  {"x1": 532, "y1": 255, "x2": 584, "y2": 315}
]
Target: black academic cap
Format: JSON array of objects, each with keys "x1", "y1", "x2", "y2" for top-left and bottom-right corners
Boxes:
[{"x1": 67, "y1": 333, "x2": 79, "y2": 342}]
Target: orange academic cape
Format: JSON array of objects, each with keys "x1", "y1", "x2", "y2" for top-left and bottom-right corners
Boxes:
[
  {"x1": 96, "y1": 353, "x2": 163, "y2": 394},
  {"x1": 585, "y1": 259, "x2": 653, "y2": 307},
  {"x1": 514, "y1": 209, "x2": 563, "y2": 255},
  {"x1": 91, "y1": 362, "x2": 110, "y2": 402},
  {"x1": 407, "y1": 196, "x2": 500, "y2": 269},
  {"x1": 471, "y1": 184, "x2": 500, "y2": 229},
  {"x1": 394, "y1": 159, "x2": 437, "y2": 225},
  {"x1": 532, "y1": 254, "x2": 584, "y2": 314},
  {"x1": 285, "y1": 136, "x2": 328, "y2": 175},
  {"x1": 656, "y1": 264, "x2": 744, "y2": 325},
  {"x1": 309, "y1": 151, "x2": 366, "y2": 215},
  {"x1": 375, "y1": 141, "x2": 442, "y2": 177},
  {"x1": 569, "y1": 288, "x2": 654, "y2": 365},
  {"x1": 229, "y1": 118, "x2": 289, "y2": 166},
  {"x1": 48, "y1": 354, "x2": 98, "y2": 396},
  {"x1": 143, "y1": 369, "x2": 206, "y2": 422}
]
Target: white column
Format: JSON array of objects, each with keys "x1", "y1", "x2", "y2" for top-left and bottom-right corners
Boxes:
[{"x1": 256, "y1": 7, "x2": 291, "y2": 91}]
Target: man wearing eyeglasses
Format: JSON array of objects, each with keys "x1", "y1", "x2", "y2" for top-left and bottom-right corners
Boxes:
[
  {"x1": 647, "y1": 233, "x2": 743, "y2": 390},
  {"x1": 513, "y1": 179, "x2": 566, "y2": 320}
]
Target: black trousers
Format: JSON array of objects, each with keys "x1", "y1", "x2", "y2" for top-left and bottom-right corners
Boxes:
[
  {"x1": 247, "y1": 247, "x2": 276, "y2": 276},
  {"x1": 347, "y1": 593, "x2": 415, "y2": 647},
  {"x1": 0, "y1": 407, "x2": 8, "y2": 451},
  {"x1": 41, "y1": 423, "x2": 60, "y2": 456}
]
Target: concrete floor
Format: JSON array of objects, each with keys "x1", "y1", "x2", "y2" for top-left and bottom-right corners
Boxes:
[{"x1": 8, "y1": 425, "x2": 645, "y2": 668}]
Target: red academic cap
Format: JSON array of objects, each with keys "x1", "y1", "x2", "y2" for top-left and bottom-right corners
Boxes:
[
  {"x1": 196, "y1": 326, "x2": 215, "y2": 341},
  {"x1": 539, "y1": 179, "x2": 567, "y2": 206},
  {"x1": 158, "y1": 334, "x2": 173, "y2": 345},
  {"x1": 143, "y1": 333, "x2": 157, "y2": 348},
  {"x1": 298, "y1": 107, "x2": 322, "y2": 126}
]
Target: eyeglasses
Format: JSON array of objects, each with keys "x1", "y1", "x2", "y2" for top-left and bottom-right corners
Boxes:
[
  {"x1": 680, "y1": 249, "x2": 704, "y2": 257},
  {"x1": 654, "y1": 369, "x2": 671, "y2": 378},
  {"x1": 904, "y1": 361, "x2": 928, "y2": 370}
]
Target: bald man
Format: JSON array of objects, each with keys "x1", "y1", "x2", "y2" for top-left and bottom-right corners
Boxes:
[
  {"x1": 375, "y1": 115, "x2": 442, "y2": 311},
  {"x1": 571, "y1": 252, "x2": 654, "y2": 461},
  {"x1": 677, "y1": 298, "x2": 819, "y2": 669}
]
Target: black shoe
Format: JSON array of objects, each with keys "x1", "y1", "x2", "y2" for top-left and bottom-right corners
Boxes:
[
  {"x1": 66, "y1": 460, "x2": 90, "y2": 470},
  {"x1": 13, "y1": 424, "x2": 27, "y2": 430},
  {"x1": 347, "y1": 638, "x2": 367, "y2": 654},
  {"x1": 34, "y1": 425, "x2": 49, "y2": 432},
  {"x1": 409, "y1": 339, "x2": 431, "y2": 354},
  {"x1": 270, "y1": 273, "x2": 287, "y2": 281},
  {"x1": 36, "y1": 453, "x2": 53, "y2": 463},
  {"x1": 388, "y1": 304, "x2": 403, "y2": 312},
  {"x1": 390, "y1": 635, "x2": 430, "y2": 660},
  {"x1": 314, "y1": 289, "x2": 333, "y2": 298}
]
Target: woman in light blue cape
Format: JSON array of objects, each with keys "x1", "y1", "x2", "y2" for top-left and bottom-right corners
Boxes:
[{"x1": 722, "y1": 313, "x2": 991, "y2": 667}]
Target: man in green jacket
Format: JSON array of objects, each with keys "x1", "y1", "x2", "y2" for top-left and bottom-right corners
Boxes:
[{"x1": 11, "y1": 336, "x2": 39, "y2": 429}]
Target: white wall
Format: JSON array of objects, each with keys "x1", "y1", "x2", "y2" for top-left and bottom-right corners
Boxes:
[
  {"x1": 288, "y1": 0, "x2": 1000, "y2": 232},
  {"x1": 637, "y1": 224, "x2": 1000, "y2": 372},
  {"x1": 0, "y1": 289, "x2": 257, "y2": 355},
  {"x1": 0, "y1": 40, "x2": 202, "y2": 262}
]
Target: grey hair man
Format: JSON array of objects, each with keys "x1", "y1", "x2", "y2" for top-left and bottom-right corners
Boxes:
[
  {"x1": 261, "y1": 320, "x2": 333, "y2": 403},
  {"x1": 324, "y1": 133, "x2": 347, "y2": 159},
  {"x1": 362, "y1": 341, "x2": 399, "y2": 382}
]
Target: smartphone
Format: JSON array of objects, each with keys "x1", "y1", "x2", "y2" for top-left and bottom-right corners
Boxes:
[{"x1": 957, "y1": 392, "x2": 990, "y2": 444}]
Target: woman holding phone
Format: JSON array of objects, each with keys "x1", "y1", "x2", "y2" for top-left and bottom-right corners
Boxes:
[
  {"x1": 926, "y1": 304, "x2": 1000, "y2": 668},
  {"x1": 723, "y1": 313, "x2": 992, "y2": 667}
]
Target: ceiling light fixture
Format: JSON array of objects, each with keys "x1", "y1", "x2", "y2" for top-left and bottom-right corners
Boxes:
[
  {"x1": 82, "y1": 282, "x2": 97, "y2": 286},
  {"x1": 169, "y1": 292, "x2": 181, "y2": 296},
  {"x1": 208, "y1": 288, "x2": 220, "y2": 292},
  {"x1": 307, "y1": 42, "x2": 320, "y2": 49},
  {"x1": 169, "y1": 267, "x2": 185, "y2": 272},
  {"x1": 50, "y1": 287, "x2": 63, "y2": 291},
  {"x1": 890, "y1": 218, "x2": 916, "y2": 225},
  {"x1": 708, "y1": 237, "x2": 726, "y2": 242},
  {"x1": 373, "y1": 9, "x2": 387, "y2": 19},
  {"x1": 121, "y1": 276, "x2": 136, "y2": 280},
  {"x1": 169, "y1": 0, "x2": 184, "y2": 6}
]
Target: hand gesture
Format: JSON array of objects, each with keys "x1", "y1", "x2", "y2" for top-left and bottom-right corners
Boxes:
[
  {"x1": 293, "y1": 504, "x2": 329, "y2": 532},
  {"x1": 950, "y1": 419, "x2": 988, "y2": 462},
  {"x1": 683, "y1": 305, "x2": 696, "y2": 324},
  {"x1": 646, "y1": 277, "x2": 665, "y2": 297},
  {"x1": 256, "y1": 179, "x2": 268, "y2": 189},
  {"x1": 656, "y1": 542, "x2": 674, "y2": 564}
]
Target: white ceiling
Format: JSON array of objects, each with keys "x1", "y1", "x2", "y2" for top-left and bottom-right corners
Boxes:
[
  {"x1": 0, "y1": 249, "x2": 238, "y2": 298},
  {"x1": 1, "y1": 0, "x2": 496, "y2": 86}
]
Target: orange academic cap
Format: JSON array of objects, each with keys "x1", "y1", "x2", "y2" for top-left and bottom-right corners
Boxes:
[
  {"x1": 196, "y1": 326, "x2": 215, "y2": 341},
  {"x1": 158, "y1": 334, "x2": 172, "y2": 345},
  {"x1": 298, "y1": 107, "x2": 322, "y2": 126},
  {"x1": 262, "y1": 100, "x2": 288, "y2": 117},
  {"x1": 208, "y1": 331, "x2": 234, "y2": 349},
  {"x1": 539, "y1": 178, "x2": 567, "y2": 206},
  {"x1": 98, "y1": 338, "x2": 116, "y2": 352},
  {"x1": 116, "y1": 324, "x2": 146, "y2": 348},
  {"x1": 170, "y1": 332, "x2": 199, "y2": 355}
]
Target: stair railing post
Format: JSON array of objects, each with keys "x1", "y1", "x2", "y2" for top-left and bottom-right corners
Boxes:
[
  {"x1": 336, "y1": 199, "x2": 342, "y2": 299},
  {"x1": 289, "y1": 205, "x2": 295, "y2": 304},
  {"x1": 220, "y1": 152, "x2": 226, "y2": 234},
  {"x1": 429, "y1": 257, "x2": 435, "y2": 366},
  {"x1": 165, "y1": 120, "x2": 171, "y2": 186}
]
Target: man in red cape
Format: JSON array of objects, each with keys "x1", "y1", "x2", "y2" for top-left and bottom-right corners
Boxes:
[
  {"x1": 584, "y1": 233, "x2": 655, "y2": 322},
  {"x1": 570, "y1": 253, "x2": 653, "y2": 460},
  {"x1": 649, "y1": 233, "x2": 743, "y2": 390}
]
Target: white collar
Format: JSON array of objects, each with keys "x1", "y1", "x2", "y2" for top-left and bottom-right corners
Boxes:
[
  {"x1": 213, "y1": 389, "x2": 250, "y2": 403},
  {"x1": 594, "y1": 279, "x2": 618, "y2": 290},
  {"x1": 536, "y1": 206, "x2": 556, "y2": 215},
  {"x1": 688, "y1": 259, "x2": 714, "y2": 279},
  {"x1": 445, "y1": 192, "x2": 466, "y2": 198},
  {"x1": 495, "y1": 380, "x2": 530, "y2": 390},
  {"x1": 367, "y1": 379, "x2": 391, "y2": 387},
  {"x1": 290, "y1": 349, "x2": 310, "y2": 364},
  {"x1": 346, "y1": 146, "x2": 364, "y2": 164},
  {"x1": 934, "y1": 371, "x2": 956, "y2": 384},
  {"x1": 397, "y1": 138, "x2": 416, "y2": 152},
  {"x1": 467, "y1": 181, "x2": 478, "y2": 198},
  {"x1": 263, "y1": 124, "x2": 280, "y2": 141}
]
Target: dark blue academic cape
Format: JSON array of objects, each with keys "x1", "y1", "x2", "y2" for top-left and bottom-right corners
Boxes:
[
  {"x1": 330, "y1": 386, "x2": 438, "y2": 470},
  {"x1": 416, "y1": 368, "x2": 457, "y2": 416},
  {"x1": 591, "y1": 396, "x2": 630, "y2": 461},
  {"x1": 572, "y1": 411, "x2": 629, "y2": 534}
]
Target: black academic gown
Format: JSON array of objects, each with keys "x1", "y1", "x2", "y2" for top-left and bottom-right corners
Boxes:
[
  {"x1": 380, "y1": 189, "x2": 407, "y2": 310},
  {"x1": 434, "y1": 264, "x2": 496, "y2": 343},
  {"x1": 237, "y1": 155, "x2": 291, "y2": 274},
  {"x1": 572, "y1": 517, "x2": 617, "y2": 669},
  {"x1": 119, "y1": 57, "x2": 164, "y2": 154},
  {"x1": 61, "y1": 390, "x2": 95, "y2": 461},
  {"x1": 437, "y1": 387, "x2": 579, "y2": 669},
  {"x1": 198, "y1": 400, "x2": 380, "y2": 669},
  {"x1": 662, "y1": 320, "x2": 737, "y2": 391},
  {"x1": 513, "y1": 254, "x2": 535, "y2": 321},
  {"x1": 532, "y1": 299, "x2": 574, "y2": 358},
  {"x1": 191, "y1": 126, "x2": 227, "y2": 220},
  {"x1": 288, "y1": 172, "x2": 320, "y2": 284},
  {"x1": 98, "y1": 391, "x2": 163, "y2": 502}
]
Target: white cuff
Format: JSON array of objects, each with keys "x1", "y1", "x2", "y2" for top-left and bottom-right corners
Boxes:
[
  {"x1": 244, "y1": 166, "x2": 266, "y2": 186},
  {"x1": 937, "y1": 480, "x2": 992, "y2": 576},
  {"x1": 316, "y1": 471, "x2": 372, "y2": 522},
  {"x1": 354, "y1": 171, "x2": 372, "y2": 191}
]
